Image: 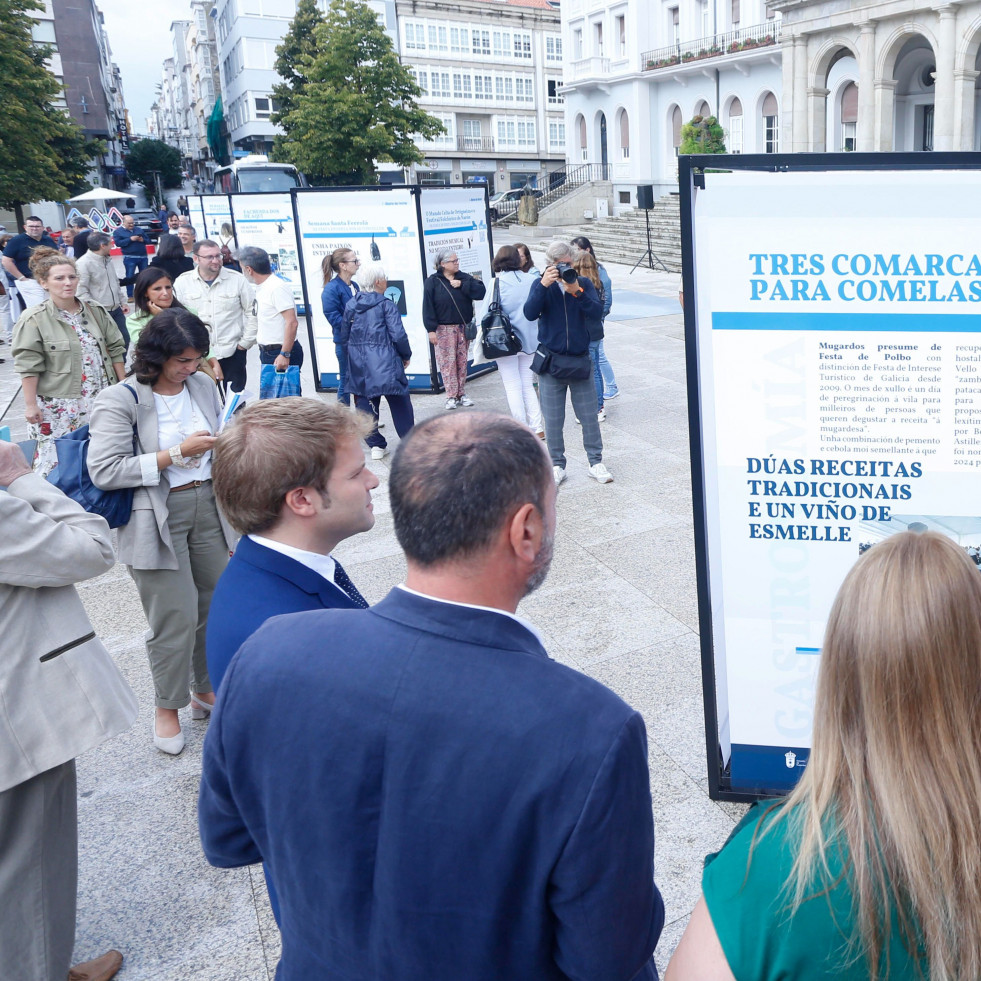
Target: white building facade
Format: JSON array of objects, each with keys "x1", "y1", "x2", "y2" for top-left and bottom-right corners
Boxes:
[
  {"x1": 398, "y1": 0, "x2": 566, "y2": 192},
  {"x1": 563, "y1": 0, "x2": 981, "y2": 209}
]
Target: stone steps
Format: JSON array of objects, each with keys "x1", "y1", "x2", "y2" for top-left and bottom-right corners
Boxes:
[{"x1": 565, "y1": 197, "x2": 683, "y2": 272}]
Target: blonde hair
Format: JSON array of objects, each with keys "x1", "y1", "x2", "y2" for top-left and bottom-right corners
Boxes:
[
  {"x1": 212, "y1": 398, "x2": 372, "y2": 535},
  {"x1": 572, "y1": 249, "x2": 602, "y2": 292},
  {"x1": 322, "y1": 247, "x2": 354, "y2": 285},
  {"x1": 29, "y1": 246, "x2": 75, "y2": 283},
  {"x1": 779, "y1": 531, "x2": 981, "y2": 979}
]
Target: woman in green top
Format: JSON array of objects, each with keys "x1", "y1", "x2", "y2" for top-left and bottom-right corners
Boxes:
[{"x1": 667, "y1": 530, "x2": 981, "y2": 981}]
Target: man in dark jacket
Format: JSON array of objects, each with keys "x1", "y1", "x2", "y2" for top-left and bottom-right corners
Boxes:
[
  {"x1": 523, "y1": 240, "x2": 613, "y2": 485},
  {"x1": 112, "y1": 215, "x2": 148, "y2": 298}
]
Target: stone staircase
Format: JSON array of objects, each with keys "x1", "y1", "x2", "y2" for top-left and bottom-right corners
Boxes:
[{"x1": 564, "y1": 195, "x2": 682, "y2": 272}]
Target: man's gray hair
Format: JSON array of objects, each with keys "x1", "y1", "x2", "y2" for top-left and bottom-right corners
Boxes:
[
  {"x1": 359, "y1": 262, "x2": 387, "y2": 291},
  {"x1": 545, "y1": 240, "x2": 573, "y2": 264},
  {"x1": 71, "y1": 217, "x2": 89, "y2": 229},
  {"x1": 237, "y1": 245, "x2": 271, "y2": 275},
  {"x1": 87, "y1": 232, "x2": 110, "y2": 251},
  {"x1": 434, "y1": 247, "x2": 456, "y2": 270}
]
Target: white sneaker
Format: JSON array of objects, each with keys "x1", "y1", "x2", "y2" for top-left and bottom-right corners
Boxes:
[
  {"x1": 597, "y1": 409, "x2": 607, "y2": 422},
  {"x1": 589, "y1": 462, "x2": 613, "y2": 484},
  {"x1": 458, "y1": 394, "x2": 475, "y2": 407},
  {"x1": 371, "y1": 446, "x2": 388, "y2": 460},
  {"x1": 553, "y1": 466, "x2": 566, "y2": 485},
  {"x1": 445, "y1": 397, "x2": 459, "y2": 410}
]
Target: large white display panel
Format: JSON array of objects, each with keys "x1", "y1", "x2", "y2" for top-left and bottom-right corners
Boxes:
[
  {"x1": 292, "y1": 188, "x2": 431, "y2": 390},
  {"x1": 230, "y1": 193, "x2": 302, "y2": 305},
  {"x1": 418, "y1": 186, "x2": 492, "y2": 286},
  {"x1": 186, "y1": 194, "x2": 207, "y2": 236},
  {"x1": 688, "y1": 162, "x2": 981, "y2": 796}
]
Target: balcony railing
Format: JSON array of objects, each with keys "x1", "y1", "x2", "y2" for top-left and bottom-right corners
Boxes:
[
  {"x1": 457, "y1": 136, "x2": 495, "y2": 152},
  {"x1": 641, "y1": 21, "x2": 780, "y2": 72},
  {"x1": 569, "y1": 56, "x2": 611, "y2": 80}
]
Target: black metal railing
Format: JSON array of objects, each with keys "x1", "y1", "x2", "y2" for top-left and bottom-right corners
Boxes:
[
  {"x1": 641, "y1": 21, "x2": 780, "y2": 72},
  {"x1": 491, "y1": 163, "x2": 610, "y2": 225}
]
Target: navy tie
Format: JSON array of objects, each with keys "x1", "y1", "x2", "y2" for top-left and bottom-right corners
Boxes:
[{"x1": 333, "y1": 560, "x2": 368, "y2": 609}]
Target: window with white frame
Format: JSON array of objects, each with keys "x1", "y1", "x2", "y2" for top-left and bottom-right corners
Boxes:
[
  {"x1": 618, "y1": 109, "x2": 629, "y2": 159},
  {"x1": 573, "y1": 29, "x2": 583, "y2": 59},
  {"x1": 492, "y1": 31, "x2": 512, "y2": 58},
  {"x1": 428, "y1": 25, "x2": 448, "y2": 52},
  {"x1": 472, "y1": 30, "x2": 490, "y2": 56},
  {"x1": 404, "y1": 21, "x2": 425, "y2": 50},
  {"x1": 669, "y1": 7, "x2": 679, "y2": 45},
  {"x1": 462, "y1": 119, "x2": 482, "y2": 149},
  {"x1": 474, "y1": 75, "x2": 492, "y2": 100},
  {"x1": 430, "y1": 113, "x2": 455, "y2": 147},
  {"x1": 840, "y1": 82, "x2": 857, "y2": 151},
  {"x1": 254, "y1": 95, "x2": 281, "y2": 119},
  {"x1": 547, "y1": 79, "x2": 563, "y2": 105},
  {"x1": 727, "y1": 97, "x2": 743, "y2": 153},
  {"x1": 453, "y1": 73, "x2": 464, "y2": 99},
  {"x1": 549, "y1": 120, "x2": 566, "y2": 149},
  {"x1": 515, "y1": 32, "x2": 532, "y2": 59},
  {"x1": 412, "y1": 69, "x2": 429, "y2": 96},
  {"x1": 546, "y1": 35, "x2": 562, "y2": 62},
  {"x1": 762, "y1": 92, "x2": 779, "y2": 152},
  {"x1": 432, "y1": 72, "x2": 451, "y2": 99},
  {"x1": 593, "y1": 21, "x2": 603, "y2": 56},
  {"x1": 496, "y1": 117, "x2": 536, "y2": 149},
  {"x1": 450, "y1": 26, "x2": 470, "y2": 53},
  {"x1": 615, "y1": 15, "x2": 626, "y2": 57}
]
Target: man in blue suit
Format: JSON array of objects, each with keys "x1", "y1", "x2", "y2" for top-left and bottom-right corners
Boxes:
[
  {"x1": 199, "y1": 412, "x2": 664, "y2": 980},
  {"x1": 206, "y1": 397, "x2": 377, "y2": 692}
]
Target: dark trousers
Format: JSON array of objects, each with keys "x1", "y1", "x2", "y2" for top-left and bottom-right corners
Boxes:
[
  {"x1": 355, "y1": 393, "x2": 414, "y2": 448},
  {"x1": 219, "y1": 347, "x2": 248, "y2": 394},
  {"x1": 122, "y1": 256, "x2": 148, "y2": 298},
  {"x1": 109, "y1": 306, "x2": 130, "y2": 354}
]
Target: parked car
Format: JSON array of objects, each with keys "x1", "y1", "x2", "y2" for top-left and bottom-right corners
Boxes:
[
  {"x1": 488, "y1": 187, "x2": 543, "y2": 221},
  {"x1": 120, "y1": 209, "x2": 164, "y2": 243}
]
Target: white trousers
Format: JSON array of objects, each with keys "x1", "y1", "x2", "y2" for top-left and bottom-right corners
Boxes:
[{"x1": 496, "y1": 351, "x2": 542, "y2": 432}]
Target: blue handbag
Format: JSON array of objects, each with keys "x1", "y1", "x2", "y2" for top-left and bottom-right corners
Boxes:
[
  {"x1": 47, "y1": 384, "x2": 138, "y2": 529},
  {"x1": 260, "y1": 364, "x2": 301, "y2": 399}
]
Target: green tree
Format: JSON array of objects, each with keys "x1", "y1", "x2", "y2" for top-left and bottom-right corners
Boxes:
[
  {"x1": 125, "y1": 139, "x2": 183, "y2": 192},
  {"x1": 679, "y1": 114, "x2": 727, "y2": 154},
  {"x1": 271, "y1": 0, "x2": 325, "y2": 121},
  {"x1": 0, "y1": 0, "x2": 104, "y2": 219},
  {"x1": 271, "y1": 0, "x2": 444, "y2": 185}
]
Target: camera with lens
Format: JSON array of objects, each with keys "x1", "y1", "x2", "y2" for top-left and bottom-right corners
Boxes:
[{"x1": 554, "y1": 262, "x2": 578, "y2": 284}]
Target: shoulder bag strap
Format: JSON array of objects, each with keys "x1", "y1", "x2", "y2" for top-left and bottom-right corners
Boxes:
[{"x1": 436, "y1": 275, "x2": 469, "y2": 325}]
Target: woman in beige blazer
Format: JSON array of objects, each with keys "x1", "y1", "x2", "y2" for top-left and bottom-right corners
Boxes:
[
  {"x1": 11, "y1": 247, "x2": 126, "y2": 476},
  {"x1": 88, "y1": 308, "x2": 236, "y2": 755},
  {"x1": 0, "y1": 441, "x2": 137, "y2": 980}
]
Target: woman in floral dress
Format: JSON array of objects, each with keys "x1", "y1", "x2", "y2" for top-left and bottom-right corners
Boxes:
[{"x1": 11, "y1": 247, "x2": 126, "y2": 475}]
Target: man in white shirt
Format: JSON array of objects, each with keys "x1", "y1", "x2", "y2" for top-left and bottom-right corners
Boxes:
[
  {"x1": 75, "y1": 232, "x2": 131, "y2": 350},
  {"x1": 238, "y1": 245, "x2": 301, "y2": 396},
  {"x1": 173, "y1": 240, "x2": 257, "y2": 393},
  {"x1": 177, "y1": 225, "x2": 196, "y2": 258}
]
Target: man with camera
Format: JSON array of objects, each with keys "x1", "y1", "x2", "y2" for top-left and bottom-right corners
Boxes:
[{"x1": 523, "y1": 241, "x2": 613, "y2": 485}]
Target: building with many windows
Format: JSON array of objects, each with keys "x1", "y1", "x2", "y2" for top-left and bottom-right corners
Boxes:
[
  {"x1": 213, "y1": 0, "x2": 395, "y2": 158},
  {"x1": 398, "y1": 0, "x2": 566, "y2": 192}
]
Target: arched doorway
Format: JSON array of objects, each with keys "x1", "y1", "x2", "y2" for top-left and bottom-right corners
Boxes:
[
  {"x1": 892, "y1": 36, "x2": 936, "y2": 150},
  {"x1": 726, "y1": 96, "x2": 743, "y2": 153},
  {"x1": 761, "y1": 91, "x2": 779, "y2": 152},
  {"x1": 617, "y1": 108, "x2": 630, "y2": 161},
  {"x1": 576, "y1": 114, "x2": 587, "y2": 162}
]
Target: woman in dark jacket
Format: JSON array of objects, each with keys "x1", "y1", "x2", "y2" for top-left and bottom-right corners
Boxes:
[
  {"x1": 340, "y1": 262, "x2": 413, "y2": 461},
  {"x1": 321, "y1": 247, "x2": 360, "y2": 406},
  {"x1": 149, "y1": 233, "x2": 194, "y2": 283},
  {"x1": 421, "y1": 248, "x2": 486, "y2": 410}
]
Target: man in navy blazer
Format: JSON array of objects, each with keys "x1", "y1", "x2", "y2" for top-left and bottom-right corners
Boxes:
[
  {"x1": 199, "y1": 412, "x2": 664, "y2": 980},
  {"x1": 207, "y1": 397, "x2": 377, "y2": 693}
]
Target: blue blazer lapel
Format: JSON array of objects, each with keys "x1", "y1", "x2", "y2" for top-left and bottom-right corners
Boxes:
[{"x1": 236, "y1": 536, "x2": 359, "y2": 609}]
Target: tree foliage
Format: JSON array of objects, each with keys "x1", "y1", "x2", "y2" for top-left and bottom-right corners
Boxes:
[
  {"x1": 0, "y1": 0, "x2": 104, "y2": 210},
  {"x1": 272, "y1": 0, "x2": 325, "y2": 122},
  {"x1": 125, "y1": 139, "x2": 184, "y2": 191},
  {"x1": 271, "y1": 0, "x2": 444, "y2": 185},
  {"x1": 679, "y1": 115, "x2": 727, "y2": 154}
]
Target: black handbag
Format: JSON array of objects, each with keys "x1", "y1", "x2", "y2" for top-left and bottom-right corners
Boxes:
[
  {"x1": 481, "y1": 279, "x2": 523, "y2": 360},
  {"x1": 529, "y1": 345, "x2": 591, "y2": 380}
]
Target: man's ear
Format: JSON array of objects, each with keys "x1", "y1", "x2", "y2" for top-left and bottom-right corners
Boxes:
[
  {"x1": 506, "y1": 502, "x2": 543, "y2": 564},
  {"x1": 282, "y1": 486, "x2": 320, "y2": 518}
]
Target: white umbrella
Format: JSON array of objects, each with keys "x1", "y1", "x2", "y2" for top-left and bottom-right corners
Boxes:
[{"x1": 67, "y1": 187, "x2": 132, "y2": 202}]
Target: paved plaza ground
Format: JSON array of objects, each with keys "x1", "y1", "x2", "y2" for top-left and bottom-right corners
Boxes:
[{"x1": 0, "y1": 230, "x2": 746, "y2": 979}]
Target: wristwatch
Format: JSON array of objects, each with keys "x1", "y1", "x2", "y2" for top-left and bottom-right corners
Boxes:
[{"x1": 279, "y1": 350, "x2": 291, "y2": 357}]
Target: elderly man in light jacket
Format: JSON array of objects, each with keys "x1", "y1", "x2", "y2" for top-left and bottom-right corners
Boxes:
[
  {"x1": 76, "y1": 231, "x2": 131, "y2": 351},
  {"x1": 0, "y1": 441, "x2": 138, "y2": 981}
]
